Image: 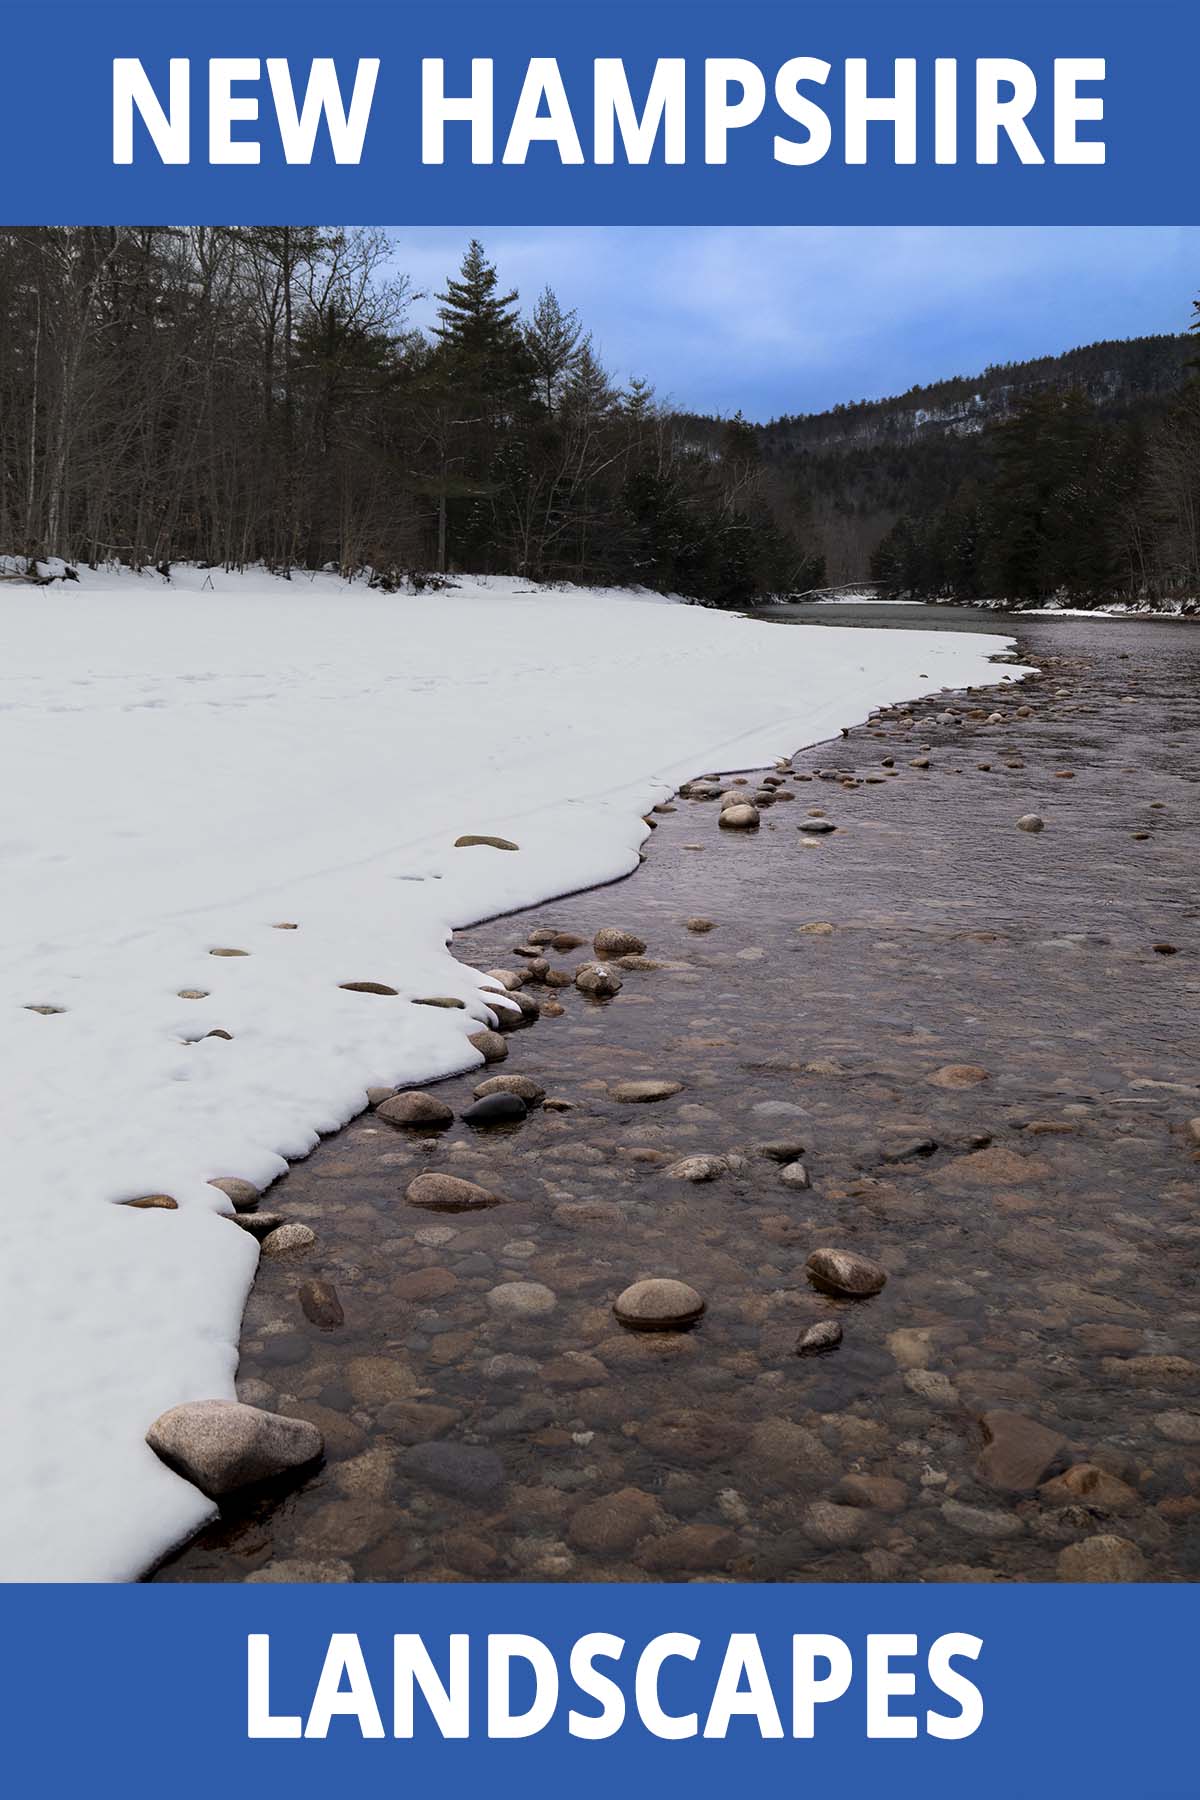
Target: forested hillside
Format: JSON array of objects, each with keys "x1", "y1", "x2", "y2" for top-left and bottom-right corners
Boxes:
[
  {"x1": 676, "y1": 332, "x2": 1200, "y2": 604},
  {"x1": 0, "y1": 226, "x2": 819, "y2": 607}
]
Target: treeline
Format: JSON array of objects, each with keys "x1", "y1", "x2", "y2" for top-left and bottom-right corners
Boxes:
[
  {"x1": 0, "y1": 226, "x2": 822, "y2": 606},
  {"x1": 869, "y1": 369, "x2": 1200, "y2": 606}
]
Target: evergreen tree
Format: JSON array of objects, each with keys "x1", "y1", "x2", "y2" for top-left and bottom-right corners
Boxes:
[{"x1": 524, "y1": 287, "x2": 581, "y2": 415}]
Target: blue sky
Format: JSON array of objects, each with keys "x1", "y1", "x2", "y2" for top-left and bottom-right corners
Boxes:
[{"x1": 389, "y1": 226, "x2": 1199, "y2": 421}]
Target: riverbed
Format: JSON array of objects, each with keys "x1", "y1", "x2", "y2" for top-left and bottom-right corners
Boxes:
[{"x1": 153, "y1": 607, "x2": 1200, "y2": 1584}]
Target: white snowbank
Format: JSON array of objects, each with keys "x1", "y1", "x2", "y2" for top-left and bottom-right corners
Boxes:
[{"x1": 0, "y1": 569, "x2": 1029, "y2": 1580}]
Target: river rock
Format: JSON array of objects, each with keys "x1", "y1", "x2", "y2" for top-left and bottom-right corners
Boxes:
[
  {"x1": 801, "y1": 1500, "x2": 875, "y2": 1548},
  {"x1": 637, "y1": 1524, "x2": 739, "y2": 1572},
  {"x1": 575, "y1": 962, "x2": 623, "y2": 998},
  {"x1": 594, "y1": 927, "x2": 646, "y2": 957},
  {"x1": 406, "y1": 1172, "x2": 504, "y2": 1211},
  {"x1": 1039, "y1": 1464, "x2": 1139, "y2": 1514},
  {"x1": 779, "y1": 1161, "x2": 811, "y2": 1190},
  {"x1": 569, "y1": 1487, "x2": 663, "y2": 1553},
  {"x1": 806, "y1": 1247, "x2": 888, "y2": 1297},
  {"x1": 797, "y1": 1319, "x2": 842, "y2": 1355},
  {"x1": 663, "y1": 1154, "x2": 726, "y2": 1182},
  {"x1": 468, "y1": 1028, "x2": 509, "y2": 1062},
  {"x1": 1154, "y1": 1411, "x2": 1200, "y2": 1444},
  {"x1": 339, "y1": 980, "x2": 398, "y2": 995},
  {"x1": 299, "y1": 1279, "x2": 344, "y2": 1330},
  {"x1": 610, "y1": 1078, "x2": 683, "y2": 1103},
  {"x1": 487, "y1": 1281, "x2": 557, "y2": 1318},
  {"x1": 976, "y1": 1411, "x2": 1066, "y2": 1493},
  {"x1": 756, "y1": 1138, "x2": 807, "y2": 1162},
  {"x1": 207, "y1": 1176, "x2": 260, "y2": 1211},
  {"x1": 403, "y1": 1441, "x2": 505, "y2": 1501},
  {"x1": 927, "y1": 1063, "x2": 989, "y2": 1088},
  {"x1": 376, "y1": 1090, "x2": 454, "y2": 1128},
  {"x1": 719, "y1": 804, "x2": 760, "y2": 830},
  {"x1": 145, "y1": 1399, "x2": 322, "y2": 1497},
  {"x1": 941, "y1": 1499, "x2": 1024, "y2": 1541},
  {"x1": 259, "y1": 1222, "x2": 315, "y2": 1257},
  {"x1": 463, "y1": 1093, "x2": 528, "y2": 1126},
  {"x1": 1017, "y1": 814, "x2": 1045, "y2": 833},
  {"x1": 455, "y1": 835, "x2": 519, "y2": 851},
  {"x1": 837, "y1": 1474, "x2": 908, "y2": 1513},
  {"x1": 798, "y1": 818, "x2": 836, "y2": 834},
  {"x1": 614, "y1": 1278, "x2": 705, "y2": 1330},
  {"x1": 1056, "y1": 1534, "x2": 1146, "y2": 1582},
  {"x1": 474, "y1": 1074, "x2": 545, "y2": 1104}
]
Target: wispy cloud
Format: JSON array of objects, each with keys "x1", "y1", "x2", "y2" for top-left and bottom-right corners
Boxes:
[{"x1": 386, "y1": 225, "x2": 1199, "y2": 419}]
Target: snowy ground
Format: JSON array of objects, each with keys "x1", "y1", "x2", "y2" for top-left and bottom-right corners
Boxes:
[{"x1": 0, "y1": 569, "x2": 1029, "y2": 1580}]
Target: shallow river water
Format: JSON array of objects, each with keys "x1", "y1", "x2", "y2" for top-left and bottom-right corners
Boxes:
[{"x1": 154, "y1": 606, "x2": 1200, "y2": 1584}]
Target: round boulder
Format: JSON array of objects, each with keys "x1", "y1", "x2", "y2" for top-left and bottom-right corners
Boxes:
[
  {"x1": 473, "y1": 1074, "x2": 546, "y2": 1105},
  {"x1": 376, "y1": 1091, "x2": 454, "y2": 1129},
  {"x1": 463, "y1": 1093, "x2": 528, "y2": 1127},
  {"x1": 145, "y1": 1399, "x2": 322, "y2": 1498},
  {"x1": 406, "y1": 1172, "x2": 503, "y2": 1212},
  {"x1": 613, "y1": 1277, "x2": 705, "y2": 1331}
]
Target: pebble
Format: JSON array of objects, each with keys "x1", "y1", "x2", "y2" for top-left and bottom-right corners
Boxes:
[
  {"x1": 454, "y1": 835, "x2": 519, "y2": 851},
  {"x1": 797, "y1": 1320, "x2": 842, "y2": 1355},
  {"x1": 145, "y1": 1400, "x2": 322, "y2": 1497},
  {"x1": 685, "y1": 918, "x2": 716, "y2": 933},
  {"x1": 375, "y1": 1091, "x2": 454, "y2": 1129},
  {"x1": 806, "y1": 1247, "x2": 888, "y2": 1297},
  {"x1": 339, "y1": 980, "x2": 398, "y2": 995},
  {"x1": 259, "y1": 1223, "x2": 316, "y2": 1257},
  {"x1": 1017, "y1": 814, "x2": 1045, "y2": 833},
  {"x1": 614, "y1": 1278, "x2": 706, "y2": 1330}
]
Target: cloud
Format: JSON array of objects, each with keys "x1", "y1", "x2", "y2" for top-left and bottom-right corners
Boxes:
[{"x1": 385, "y1": 226, "x2": 1199, "y2": 418}]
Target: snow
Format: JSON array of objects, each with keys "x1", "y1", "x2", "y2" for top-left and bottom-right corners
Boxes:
[{"x1": 0, "y1": 568, "x2": 1030, "y2": 1580}]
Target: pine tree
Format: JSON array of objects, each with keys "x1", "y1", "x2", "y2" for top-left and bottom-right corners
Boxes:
[
  {"x1": 524, "y1": 286, "x2": 581, "y2": 415},
  {"x1": 432, "y1": 239, "x2": 529, "y2": 413}
]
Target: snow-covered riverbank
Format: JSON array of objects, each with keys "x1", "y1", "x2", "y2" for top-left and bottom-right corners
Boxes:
[{"x1": 0, "y1": 570, "x2": 1028, "y2": 1580}]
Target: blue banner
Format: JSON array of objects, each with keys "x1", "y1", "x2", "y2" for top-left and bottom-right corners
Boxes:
[
  {"x1": 0, "y1": 1581, "x2": 1193, "y2": 1793},
  {"x1": 0, "y1": 0, "x2": 1192, "y2": 224}
]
